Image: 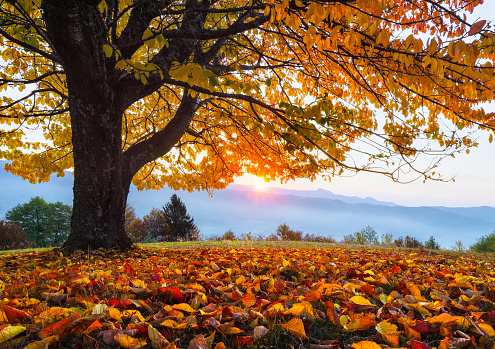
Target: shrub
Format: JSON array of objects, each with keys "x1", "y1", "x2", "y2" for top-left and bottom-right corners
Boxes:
[
  {"x1": 471, "y1": 231, "x2": 495, "y2": 252},
  {"x1": 452, "y1": 240, "x2": 466, "y2": 252},
  {"x1": 0, "y1": 220, "x2": 29, "y2": 250},
  {"x1": 265, "y1": 233, "x2": 279, "y2": 241},
  {"x1": 276, "y1": 224, "x2": 302, "y2": 241},
  {"x1": 303, "y1": 233, "x2": 336, "y2": 243},
  {"x1": 222, "y1": 230, "x2": 236, "y2": 240},
  {"x1": 424, "y1": 236, "x2": 440, "y2": 250},
  {"x1": 395, "y1": 235, "x2": 423, "y2": 249}
]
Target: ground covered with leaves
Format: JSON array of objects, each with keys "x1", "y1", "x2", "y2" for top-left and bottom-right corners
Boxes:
[{"x1": 0, "y1": 247, "x2": 495, "y2": 349}]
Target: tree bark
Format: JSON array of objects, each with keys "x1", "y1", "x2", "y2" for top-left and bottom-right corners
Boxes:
[{"x1": 61, "y1": 94, "x2": 134, "y2": 253}]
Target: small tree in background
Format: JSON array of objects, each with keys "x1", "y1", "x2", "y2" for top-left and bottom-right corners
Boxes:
[
  {"x1": 0, "y1": 221, "x2": 29, "y2": 250},
  {"x1": 222, "y1": 230, "x2": 236, "y2": 241},
  {"x1": 143, "y1": 208, "x2": 167, "y2": 242},
  {"x1": 276, "y1": 224, "x2": 302, "y2": 241},
  {"x1": 424, "y1": 236, "x2": 440, "y2": 250},
  {"x1": 344, "y1": 226, "x2": 379, "y2": 245},
  {"x1": 124, "y1": 205, "x2": 147, "y2": 243},
  {"x1": 381, "y1": 233, "x2": 394, "y2": 246},
  {"x1": 5, "y1": 197, "x2": 71, "y2": 247},
  {"x1": 162, "y1": 194, "x2": 199, "y2": 242}
]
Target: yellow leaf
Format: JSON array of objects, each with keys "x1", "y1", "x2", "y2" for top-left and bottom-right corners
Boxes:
[
  {"x1": 476, "y1": 323, "x2": 495, "y2": 337},
  {"x1": 349, "y1": 296, "x2": 373, "y2": 306},
  {"x1": 114, "y1": 334, "x2": 146, "y2": 349},
  {"x1": 103, "y1": 44, "x2": 113, "y2": 58},
  {"x1": 376, "y1": 320, "x2": 398, "y2": 334},
  {"x1": 122, "y1": 310, "x2": 145, "y2": 322},
  {"x1": 280, "y1": 318, "x2": 306, "y2": 339},
  {"x1": 282, "y1": 258, "x2": 291, "y2": 267},
  {"x1": 172, "y1": 303, "x2": 196, "y2": 313},
  {"x1": 351, "y1": 341, "x2": 382, "y2": 349},
  {"x1": 376, "y1": 321, "x2": 400, "y2": 347},
  {"x1": 105, "y1": 307, "x2": 122, "y2": 321},
  {"x1": 0, "y1": 325, "x2": 25, "y2": 343},
  {"x1": 284, "y1": 301, "x2": 314, "y2": 317}
]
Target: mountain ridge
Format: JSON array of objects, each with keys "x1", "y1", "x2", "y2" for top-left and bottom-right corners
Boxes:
[{"x1": 1, "y1": 169, "x2": 494, "y2": 248}]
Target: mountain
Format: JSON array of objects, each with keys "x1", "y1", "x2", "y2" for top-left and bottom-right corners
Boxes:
[{"x1": 1, "y1": 168, "x2": 494, "y2": 248}]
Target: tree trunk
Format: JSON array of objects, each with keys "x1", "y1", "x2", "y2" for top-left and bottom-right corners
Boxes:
[{"x1": 62, "y1": 94, "x2": 133, "y2": 254}]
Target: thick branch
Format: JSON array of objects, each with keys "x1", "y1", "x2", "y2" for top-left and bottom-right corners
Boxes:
[{"x1": 122, "y1": 91, "x2": 200, "y2": 179}]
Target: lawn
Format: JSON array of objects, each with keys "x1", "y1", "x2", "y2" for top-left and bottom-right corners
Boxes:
[{"x1": 0, "y1": 243, "x2": 494, "y2": 348}]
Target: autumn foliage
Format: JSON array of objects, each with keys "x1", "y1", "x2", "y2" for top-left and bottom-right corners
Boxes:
[{"x1": 1, "y1": 247, "x2": 495, "y2": 348}]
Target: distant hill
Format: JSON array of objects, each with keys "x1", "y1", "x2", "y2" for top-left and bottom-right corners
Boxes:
[{"x1": 1, "y1": 168, "x2": 494, "y2": 248}]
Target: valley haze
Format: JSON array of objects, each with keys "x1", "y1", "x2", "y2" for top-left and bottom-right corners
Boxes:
[{"x1": 0, "y1": 169, "x2": 494, "y2": 249}]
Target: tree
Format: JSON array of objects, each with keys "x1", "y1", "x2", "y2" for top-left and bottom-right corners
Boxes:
[
  {"x1": 343, "y1": 225, "x2": 378, "y2": 245},
  {"x1": 0, "y1": 1, "x2": 494, "y2": 252},
  {"x1": 276, "y1": 223, "x2": 302, "y2": 241},
  {"x1": 124, "y1": 204, "x2": 147, "y2": 242},
  {"x1": 142, "y1": 208, "x2": 166, "y2": 242},
  {"x1": 162, "y1": 194, "x2": 199, "y2": 241},
  {"x1": 5, "y1": 196, "x2": 71, "y2": 247}
]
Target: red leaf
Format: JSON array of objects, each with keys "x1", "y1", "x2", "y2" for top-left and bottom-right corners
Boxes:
[
  {"x1": 1, "y1": 305, "x2": 30, "y2": 324},
  {"x1": 410, "y1": 321, "x2": 439, "y2": 335},
  {"x1": 157, "y1": 287, "x2": 183, "y2": 303},
  {"x1": 124, "y1": 262, "x2": 134, "y2": 273},
  {"x1": 410, "y1": 340, "x2": 432, "y2": 349},
  {"x1": 468, "y1": 20, "x2": 486, "y2": 36},
  {"x1": 232, "y1": 336, "x2": 254, "y2": 348}
]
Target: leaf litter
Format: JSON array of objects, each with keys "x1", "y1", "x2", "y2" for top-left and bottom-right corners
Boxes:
[{"x1": 0, "y1": 247, "x2": 494, "y2": 348}]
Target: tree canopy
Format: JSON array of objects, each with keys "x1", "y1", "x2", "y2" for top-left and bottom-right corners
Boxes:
[
  {"x1": 5, "y1": 196, "x2": 72, "y2": 246},
  {"x1": 0, "y1": 0, "x2": 494, "y2": 251}
]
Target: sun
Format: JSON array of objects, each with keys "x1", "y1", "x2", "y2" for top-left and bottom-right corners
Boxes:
[{"x1": 254, "y1": 177, "x2": 268, "y2": 191}]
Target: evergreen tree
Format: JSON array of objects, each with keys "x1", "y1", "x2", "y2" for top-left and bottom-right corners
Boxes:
[{"x1": 162, "y1": 195, "x2": 199, "y2": 242}]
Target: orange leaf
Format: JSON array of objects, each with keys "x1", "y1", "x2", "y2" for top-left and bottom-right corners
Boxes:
[
  {"x1": 38, "y1": 318, "x2": 73, "y2": 339},
  {"x1": 280, "y1": 318, "x2": 306, "y2": 339},
  {"x1": 344, "y1": 315, "x2": 377, "y2": 331},
  {"x1": 468, "y1": 20, "x2": 486, "y2": 36},
  {"x1": 214, "y1": 343, "x2": 226, "y2": 349}
]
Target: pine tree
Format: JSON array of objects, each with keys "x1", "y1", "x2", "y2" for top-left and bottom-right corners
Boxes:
[{"x1": 162, "y1": 195, "x2": 199, "y2": 242}]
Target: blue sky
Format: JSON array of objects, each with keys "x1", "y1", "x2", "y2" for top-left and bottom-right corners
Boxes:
[{"x1": 236, "y1": 2, "x2": 495, "y2": 207}]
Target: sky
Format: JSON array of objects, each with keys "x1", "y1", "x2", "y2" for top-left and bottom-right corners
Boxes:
[{"x1": 235, "y1": 1, "x2": 495, "y2": 208}]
